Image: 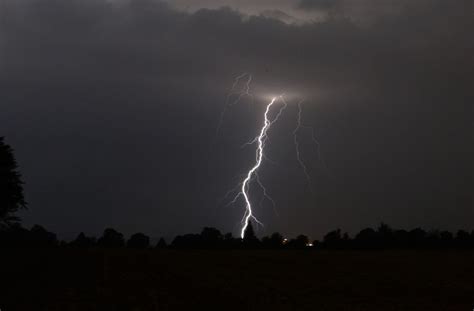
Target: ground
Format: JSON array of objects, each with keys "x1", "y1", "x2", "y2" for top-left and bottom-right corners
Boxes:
[{"x1": 1, "y1": 249, "x2": 473, "y2": 310}]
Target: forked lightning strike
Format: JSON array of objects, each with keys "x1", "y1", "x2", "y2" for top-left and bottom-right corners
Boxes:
[
  {"x1": 215, "y1": 73, "x2": 253, "y2": 139},
  {"x1": 239, "y1": 96, "x2": 287, "y2": 238},
  {"x1": 293, "y1": 100, "x2": 313, "y2": 193},
  {"x1": 218, "y1": 74, "x2": 328, "y2": 238},
  {"x1": 293, "y1": 100, "x2": 332, "y2": 185}
]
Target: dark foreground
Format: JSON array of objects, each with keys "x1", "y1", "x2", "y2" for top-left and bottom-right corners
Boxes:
[{"x1": 1, "y1": 249, "x2": 473, "y2": 311}]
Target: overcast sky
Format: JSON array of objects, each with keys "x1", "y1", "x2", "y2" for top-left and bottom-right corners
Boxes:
[{"x1": 1, "y1": 0, "x2": 473, "y2": 240}]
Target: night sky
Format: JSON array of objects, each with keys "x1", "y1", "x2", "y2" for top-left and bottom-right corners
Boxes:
[{"x1": 1, "y1": 0, "x2": 472, "y2": 240}]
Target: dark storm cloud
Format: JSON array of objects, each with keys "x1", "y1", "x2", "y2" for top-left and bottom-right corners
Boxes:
[
  {"x1": 297, "y1": 0, "x2": 339, "y2": 10},
  {"x1": 260, "y1": 9, "x2": 297, "y2": 23},
  {"x1": 1, "y1": 0, "x2": 472, "y2": 239}
]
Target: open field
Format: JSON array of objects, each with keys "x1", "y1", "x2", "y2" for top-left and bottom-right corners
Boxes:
[{"x1": 1, "y1": 249, "x2": 473, "y2": 310}]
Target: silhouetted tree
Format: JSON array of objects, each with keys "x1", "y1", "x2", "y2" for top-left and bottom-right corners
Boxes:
[
  {"x1": 455, "y1": 230, "x2": 471, "y2": 248},
  {"x1": 0, "y1": 137, "x2": 27, "y2": 228},
  {"x1": 392, "y1": 229, "x2": 410, "y2": 248},
  {"x1": 408, "y1": 228, "x2": 427, "y2": 248},
  {"x1": 341, "y1": 232, "x2": 351, "y2": 248},
  {"x1": 312, "y1": 239, "x2": 321, "y2": 248},
  {"x1": 97, "y1": 228, "x2": 125, "y2": 248},
  {"x1": 261, "y1": 236, "x2": 270, "y2": 247},
  {"x1": 127, "y1": 232, "x2": 150, "y2": 249},
  {"x1": 323, "y1": 229, "x2": 342, "y2": 249},
  {"x1": 0, "y1": 223, "x2": 31, "y2": 247},
  {"x1": 243, "y1": 223, "x2": 260, "y2": 248},
  {"x1": 377, "y1": 223, "x2": 393, "y2": 248},
  {"x1": 287, "y1": 234, "x2": 309, "y2": 249},
  {"x1": 69, "y1": 232, "x2": 96, "y2": 248},
  {"x1": 425, "y1": 230, "x2": 441, "y2": 248},
  {"x1": 439, "y1": 231, "x2": 454, "y2": 248},
  {"x1": 223, "y1": 232, "x2": 240, "y2": 249},
  {"x1": 200, "y1": 227, "x2": 223, "y2": 248},
  {"x1": 262, "y1": 232, "x2": 284, "y2": 248},
  {"x1": 355, "y1": 228, "x2": 379, "y2": 249},
  {"x1": 171, "y1": 233, "x2": 201, "y2": 249},
  {"x1": 30, "y1": 225, "x2": 57, "y2": 247},
  {"x1": 155, "y1": 237, "x2": 167, "y2": 249}
]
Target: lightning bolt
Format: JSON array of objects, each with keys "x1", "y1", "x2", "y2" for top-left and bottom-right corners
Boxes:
[
  {"x1": 292, "y1": 100, "x2": 332, "y2": 192},
  {"x1": 215, "y1": 73, "x2": 253, "y2": 139},
  {"x1": 238, "y1": 96, "x2": 286, "y2": 238},
  {"x1": 293, "y1": 99, "x2": 314, "y2": 193},
  {"x1": 307, "y1": 124, "x2": 333, "y2": 180},
  {"x1": 255, "y1": 172, "x2": 278, "y2": 216},
  {"x1": 217, "y1": 76, "x2": 331, "y2": 238}
]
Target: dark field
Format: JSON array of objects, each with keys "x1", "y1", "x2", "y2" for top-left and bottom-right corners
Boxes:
[{"x1": 1, "y1": 249, "x2": 473, "y2": 310}]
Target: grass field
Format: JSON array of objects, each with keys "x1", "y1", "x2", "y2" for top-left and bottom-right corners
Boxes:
[{"x1": 1, "y1": 249, "x2": 473, "y2": 310}]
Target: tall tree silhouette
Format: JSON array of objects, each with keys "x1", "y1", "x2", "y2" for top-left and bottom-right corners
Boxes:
[
  {"x1": 0, "y1": 137, "x2": 26, "y2": 228},
  {"x1": 155, "y1": 237, "x2": 167, "y2": 249},
  {"x1": 243, "y1": 222, "x2": 260, "y2": 248}
]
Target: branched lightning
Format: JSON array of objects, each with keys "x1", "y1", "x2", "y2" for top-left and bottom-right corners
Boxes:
[
  {"x1": 293, "y1": 99, "x2": 314, "y2": 193},
  {"x1": 255, "y1": 172, "x2": 278, "y2": 216},
  {"x1": 230, "y1": 74, "x2": 253, "y2": 107},
  {"x1": 238, "y1": 96, "x2": 286, "y2": 238},
  {"x1": 215, "y1": 73, "x2": 253, "y2": 139},
  {"x1": 218, "y1": 76, "x2": 331, "y2": 238},
  {"x1": 306, "y1": 125, "x2": 333, "y2": 179},
  {"x1": 293, "y1": 100, "x2": 333, "y2": 186}
]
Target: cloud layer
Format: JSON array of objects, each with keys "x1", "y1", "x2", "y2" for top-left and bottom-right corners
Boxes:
[{"x1": 1, "y1": 0, "x2": 472, "y2": 239}]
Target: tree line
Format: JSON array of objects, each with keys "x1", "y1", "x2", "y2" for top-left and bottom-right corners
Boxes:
[
  {"x1": 1, "y1": 137, "x2": 473, "y2": 250},
  {"x1": 1, "y1": 222, "x2": 474, "y2": 250}
]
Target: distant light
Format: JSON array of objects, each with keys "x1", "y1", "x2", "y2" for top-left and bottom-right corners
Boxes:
[
  {"x1": 306, "y1": 243, "x2": 313, "y2": 247},
  {"x1": 283, "y1": 238, "x2": 288, "y2": 244}
]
